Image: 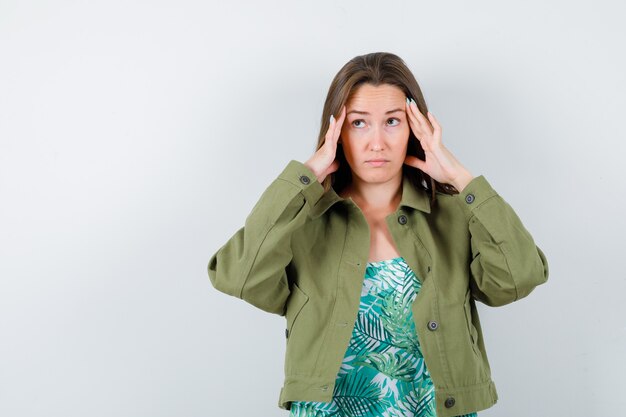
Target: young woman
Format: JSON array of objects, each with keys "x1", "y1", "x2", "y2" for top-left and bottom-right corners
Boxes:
[{"x1": 208, "y1": 52, "x2": 549, "y2": 417}]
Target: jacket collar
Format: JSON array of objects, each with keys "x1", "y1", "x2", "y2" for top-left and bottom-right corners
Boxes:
[{"x1": 309, "y1": 174, "x2": 432, "y2": 219}]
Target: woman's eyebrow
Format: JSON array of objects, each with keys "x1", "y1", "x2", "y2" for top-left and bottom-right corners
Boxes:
[{"x1": 347, "y1": 108, "x2": 405, "y2": 115}]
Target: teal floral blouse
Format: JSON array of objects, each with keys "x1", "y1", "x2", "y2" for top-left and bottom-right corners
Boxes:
[{"x1": 289, "y1": 256, "x2": 478, "y2": 417}]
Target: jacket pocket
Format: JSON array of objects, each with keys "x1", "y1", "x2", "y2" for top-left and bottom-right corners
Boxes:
[
  {"x1": 285, "y1": 282, "x2": 309, "y2": 342},
  {"x1": 463, "y1": 289, "x2": 481, "y2": 358}
]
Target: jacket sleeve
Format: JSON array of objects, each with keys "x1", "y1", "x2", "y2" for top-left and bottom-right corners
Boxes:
[
  {"x1": 454, "y1": 175, "x2": 550, "y2": 307},
  {"x1": 207, "y1": 159, "x2": 325, "y2": 316}
]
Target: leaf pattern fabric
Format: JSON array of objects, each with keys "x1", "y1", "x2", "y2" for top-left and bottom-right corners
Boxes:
[{"x1": 289, "y1": 257, "x2": 478, "y2": 417}]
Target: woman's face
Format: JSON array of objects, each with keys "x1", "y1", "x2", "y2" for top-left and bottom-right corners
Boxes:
[{"x1": 339, "y1": 83, "x2": 410, "y2": 186}]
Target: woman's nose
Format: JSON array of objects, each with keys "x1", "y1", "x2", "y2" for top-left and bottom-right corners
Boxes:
[{"x1": 369, "y1": 127, "x2": 385, "y2": 150}]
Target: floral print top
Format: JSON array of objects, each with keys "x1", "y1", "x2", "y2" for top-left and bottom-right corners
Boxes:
[{"x1": 289, "y1": 256, "x2": 478, "y2": 417}]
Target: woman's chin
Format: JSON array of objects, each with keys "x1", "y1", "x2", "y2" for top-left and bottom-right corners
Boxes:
[{"x1": 353, "y1": 167, "x2": 402, "y2": 183}]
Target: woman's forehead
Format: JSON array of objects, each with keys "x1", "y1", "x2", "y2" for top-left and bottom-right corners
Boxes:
[{"x1": 347, "y1": 84, "x2": 406, "y2": 114}]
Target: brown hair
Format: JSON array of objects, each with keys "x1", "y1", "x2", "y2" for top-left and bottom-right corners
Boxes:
[{"x1": 315, "y1": 52, "x2": 459, "y2": 203}]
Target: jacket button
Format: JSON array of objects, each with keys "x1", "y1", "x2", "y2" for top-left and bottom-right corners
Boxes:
[
  {"x1": 427, "y1": 320, "x2": 439, "y2": 331},
  {"x1": 444, "y1": 397, "x2": 455, "y2": 408},
  {"x1": 299, "y1": 175, "x2": 311, "y2": 185},
  {"x1": 320, "y1": 384, "x2": 328, "y2": 391},
  {"x1": 465, "y1": 193, "x2": 475, "y2": 204},
  {"x1": 397, "y1": 214, "x2": 408, "y2": 225}
]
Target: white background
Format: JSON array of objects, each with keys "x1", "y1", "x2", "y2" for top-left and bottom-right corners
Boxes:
[{"x1": 1, "y1": 1, "x2": 624, "y2": 416}]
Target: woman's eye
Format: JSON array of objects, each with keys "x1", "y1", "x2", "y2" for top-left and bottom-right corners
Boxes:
[{"x1": 352, "y1": 118, "x2": 399, "y2": 128}]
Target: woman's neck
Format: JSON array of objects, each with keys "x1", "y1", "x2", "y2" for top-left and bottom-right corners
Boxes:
[{"x1": 340, "y1": 175, "x2": 403, "y2": 213}]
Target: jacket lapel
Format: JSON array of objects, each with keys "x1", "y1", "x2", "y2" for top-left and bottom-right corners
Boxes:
[{"x1": 309, "y1": 174, "x2": 432, "y2": 219}]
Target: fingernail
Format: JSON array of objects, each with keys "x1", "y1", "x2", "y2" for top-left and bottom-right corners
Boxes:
[
  {"x1": 410, "y1": 98, "x2": 416, "y2": 106},
  {"x1": 406, "y1": 97, "x2": 411, "y2": 105},
  {"x1": 330, "y1": 114, "x2": 334, "y2": 123}
]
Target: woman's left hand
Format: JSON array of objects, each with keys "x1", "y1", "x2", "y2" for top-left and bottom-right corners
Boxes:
[{"x1": 403, "y1": 98, "x2": 474, "y2": 191}]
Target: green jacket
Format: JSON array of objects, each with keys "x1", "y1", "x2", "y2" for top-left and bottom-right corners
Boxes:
[{"x1": 207, "y1": 159, "x2": 549, "y2": 416}]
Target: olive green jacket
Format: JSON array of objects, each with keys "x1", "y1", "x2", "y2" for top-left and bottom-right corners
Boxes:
[{"x1": 207, "y1": 159, "x2": 549, "y2": 416}]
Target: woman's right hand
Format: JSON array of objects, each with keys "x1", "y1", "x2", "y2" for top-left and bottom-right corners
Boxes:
[{"x1": 304, "y1": 105, "x2": 346, "y2": 183}]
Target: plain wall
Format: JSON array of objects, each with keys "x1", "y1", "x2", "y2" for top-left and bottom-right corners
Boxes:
[{"x1": 1, "y1": 0, "x2": 624, "y2": 416}]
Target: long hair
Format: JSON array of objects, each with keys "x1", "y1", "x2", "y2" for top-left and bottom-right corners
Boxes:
[{"x1": 316, "y1": 52, "x2": 459, "y2": 203}]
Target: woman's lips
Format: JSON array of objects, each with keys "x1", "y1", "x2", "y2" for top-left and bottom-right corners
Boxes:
[{"x1": 366, "y1": 160, "x2": 388, "y2": 167}]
